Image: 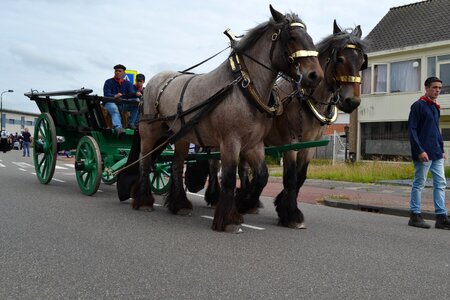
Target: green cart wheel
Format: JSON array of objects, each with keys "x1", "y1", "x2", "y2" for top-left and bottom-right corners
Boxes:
[
  {"x1": 75, "y1": 136, "x2": 102, "y2": 196},
  {"x1": 150, "y1": 162, "x2": 172, "y2": 195},
  {"x1": 33, "y1": 113, "x2": 57, "y2": 184}
]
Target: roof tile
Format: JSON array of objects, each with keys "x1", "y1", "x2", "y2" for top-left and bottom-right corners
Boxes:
[{"x1": 365, "y1": 0, "x2": 450, "y2": 52}]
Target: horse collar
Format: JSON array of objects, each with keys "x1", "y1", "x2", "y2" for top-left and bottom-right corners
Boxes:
[
  {"x1": 229, "y1": 52, "x2": 283, "y2": 117},
  {"x1": 305, "y1": 96, "x2": 338, "y2": 126}
]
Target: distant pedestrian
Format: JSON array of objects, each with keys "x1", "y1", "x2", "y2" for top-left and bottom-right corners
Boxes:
[
  {"x1": 0, "y1": 128, "x2": 9, "y2": 153},
  {"x1": 22, "y1": 128, "x2": 32, "y2": 157},
  {"x1": 408, "y1": 76, "x2": 450, "y2": 229}
]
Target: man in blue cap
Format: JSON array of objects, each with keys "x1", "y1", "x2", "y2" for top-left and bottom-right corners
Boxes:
[{"x1": 103, "y1": 64, "x2": 140, "y2": 135}]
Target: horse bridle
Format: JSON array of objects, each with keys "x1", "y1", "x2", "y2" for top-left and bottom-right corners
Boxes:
[
  {"x1": 304, "y1": 43, "x2": 367, "y2": 125},
  {"x1": 229, "y1": 21, "x2": 319, "y2": 117}
]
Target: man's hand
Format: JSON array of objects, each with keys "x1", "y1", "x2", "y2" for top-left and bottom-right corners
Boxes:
[
  {"x1": 114, "y1": 93, "x2": 123, "y2": 99},
  {"x1": 418, "y1": 152, "x2": 429, "y2": 162}
]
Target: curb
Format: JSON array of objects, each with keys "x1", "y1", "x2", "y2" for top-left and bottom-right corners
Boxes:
[{"x1": 322, "y1": 199, "x2": 436, "y2": 220}]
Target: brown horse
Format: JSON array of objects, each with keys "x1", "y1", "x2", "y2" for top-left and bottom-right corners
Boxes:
[
  {"x1": 201, "y1": 21, "x2": 368, "y2": 229},
  {"x1": 118, "y1": 5, "x2": 323, "y2": 233}
]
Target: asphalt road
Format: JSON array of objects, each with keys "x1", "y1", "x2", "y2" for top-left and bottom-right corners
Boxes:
[{"x1": 1, "y1": 150, "x2": 450, "y2": 299}]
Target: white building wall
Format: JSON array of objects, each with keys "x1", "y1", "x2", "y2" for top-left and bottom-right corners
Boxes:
[
  {"x1": 1, "y1": 109, "x2": 39, "y2": 135},
  {"x1": 358, "y1": 41, "x2": 450, "y2": 161}
]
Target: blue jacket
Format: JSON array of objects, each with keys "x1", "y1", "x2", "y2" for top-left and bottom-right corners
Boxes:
[
  {"x1": 103, "y1": 78, "x2": 135, "y2": 99},
  {"x1": 408, "y1": 99, "x2": 444, "y2": 161}
]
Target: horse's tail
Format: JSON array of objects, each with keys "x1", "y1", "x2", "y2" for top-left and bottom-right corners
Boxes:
[
  {"x1": 117, "y1": 130, "x2": 141, "y2": 201},
  {"x1": 184, "y1": 160, "x2": 210, "y2": 193}
]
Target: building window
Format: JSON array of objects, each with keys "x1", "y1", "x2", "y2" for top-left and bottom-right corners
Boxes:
[
  {"x1": 427, "y1": 56, "x2": 436, "y2": 77},
  {"x1": 26, "y1": 120, "x2": 33, "y2": 126},
  {"x1": 427, "y1": 55, "x2": 450, "y2": 94},
  {"x1": 361, "y1": 68, "x2": 371, "y2": 94},
  {"x1": 390, "y1": 59, "x2": 420, "y2": 93},
  {"x1": 440, "y1": 63, "x2": 450, "y2": 94},
  {"x1": 360, "y1": 121, "x2": 410, "y2": 160},
  {"x1": 8, "y1": 119, "x2": 15, "y2": 124},
  {"x1": 373, "y1": 64, "x2": 387, "y2": 93}
]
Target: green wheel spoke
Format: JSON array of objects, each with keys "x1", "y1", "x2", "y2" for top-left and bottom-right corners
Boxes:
[
  {"x1": 33, "y1": 113, "x2": 57, "y2": 184},
  {"x1": 75, "y1": 136, "x2": 102, "y2": 196},
  {"x1": 161, "y1": 168, "x2": 171, "y2": 177}
]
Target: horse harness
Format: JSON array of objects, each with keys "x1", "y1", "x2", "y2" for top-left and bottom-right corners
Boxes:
[
  {"x1": 301, "y1": 43, "x2": 366, "y2": 126},
  {"x1": 229, "y1": 21, "x2": 318, "y2": 117},
  {"x1": 144, "y1": 21, "x2": 319, "y2": 146}
]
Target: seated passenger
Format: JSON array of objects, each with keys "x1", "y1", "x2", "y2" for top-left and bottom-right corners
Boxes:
[
  {"x1": 103, "y1": 64, "x2": 141, "y2": 135},
  {"x1": 129, "y1": 73, "x2": 145, "y2": 128}
]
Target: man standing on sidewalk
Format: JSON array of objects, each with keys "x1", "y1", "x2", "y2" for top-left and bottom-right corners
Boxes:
[{"x1": 408, "y1": 76, "x2": 450, "y2": 229}]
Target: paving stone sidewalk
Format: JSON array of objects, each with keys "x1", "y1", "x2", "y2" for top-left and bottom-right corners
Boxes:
[{"x1": 263, "y1": 177, "x2": 447, "y2": 220}]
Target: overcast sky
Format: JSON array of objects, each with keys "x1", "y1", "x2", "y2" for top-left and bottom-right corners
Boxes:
[{"x1": 1, "y1": 0, "x2": 418, "y2": 113}]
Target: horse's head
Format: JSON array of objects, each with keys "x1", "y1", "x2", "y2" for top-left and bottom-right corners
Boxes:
[
  {"x1": 315, "y1": 20, "x2": 368, "y2": 113},
  {"x1": 269, "y1": 5, "x2": 323, "y2": 89}
]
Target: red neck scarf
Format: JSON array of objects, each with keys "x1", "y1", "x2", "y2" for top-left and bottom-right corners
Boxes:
[
  {"x1": 420, "y1": 95, "x2": 440, "y2": 110},
  {"x1": 113, "y1": 77, "x2": 124, "y2": 85}
]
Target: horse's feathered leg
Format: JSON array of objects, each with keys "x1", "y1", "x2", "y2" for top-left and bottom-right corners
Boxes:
[
  {"x1": 204, "y1": 159, "x2": 221, "y2": 207},
  {"x1": 165, "y1": 141, "x2": 192, "y2": 215},
  {"x1": 212, "y1": 147, "x2": 243, "y2": 232},
  {"x1": 274, "y1": 150, "x2": 305, "y2": 229},
  {"x1": 117, "y1": 130, "x2": 141, "y2": 201},
  {"x1": 237, "y1": 157, "x2": 251, "y2": 191},
  {"x1": 132, "y1": 123, "x2": 162, "y2": 211},
  {"x1": 295, "y1": 160, "x2": 309, "y2": 194},
  {"x1": 235, "y1": 147, "x2": 268, "y2": 214}
]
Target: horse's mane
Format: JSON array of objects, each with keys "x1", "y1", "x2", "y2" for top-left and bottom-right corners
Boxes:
[
  {"x1": 316, "y1": 27, "x2": 368, "y2": 54},
  {"x1": 234, "y1": 12, "x2": 305, "y2": 53}
]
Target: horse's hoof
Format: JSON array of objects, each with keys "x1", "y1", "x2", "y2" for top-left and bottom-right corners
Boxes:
[
  {"x1": 141, "y1": 205, "x2": 154, "y2": 212},
  {"x1": 224, "y1": 224, "x2": 243, "y2": 234},
  {"x1": 287, "y1": 222, "x2": 306, "y2": 229},
  {"x1": 177, "y1": 208, "x2": 192, "y2": 216}
]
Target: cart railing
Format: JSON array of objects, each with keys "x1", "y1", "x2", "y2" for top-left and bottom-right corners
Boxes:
[
  {"x1": 155, "y1": 139, "x2": 330, "y2": 163},
  {"x1": 25, "y1": 88, "x2": 139, "y2": 135}
]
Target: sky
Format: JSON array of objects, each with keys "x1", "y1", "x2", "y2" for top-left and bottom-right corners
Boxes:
[{"x1": 1, "y1": 0, "x2": 419, "y2": 114}]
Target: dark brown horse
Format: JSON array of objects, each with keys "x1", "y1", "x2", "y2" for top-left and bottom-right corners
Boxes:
[
  {"x1": 201, "y1": 21, "x2": 368, "y2": 229},
  {"x1": 118, "y1": 6, "x2": 323, "y2": 233}
]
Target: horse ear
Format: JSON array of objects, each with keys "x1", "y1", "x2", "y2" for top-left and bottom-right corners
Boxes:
[
  {"x1": 269, "y1": 5, "x2": 284, "y2": 23},
  {"x1": 333, "y1": 20, "x2": 342, "y2": 34},
  {"x1": 355, "y1": 25, "x2": 363, "y2": 38}
]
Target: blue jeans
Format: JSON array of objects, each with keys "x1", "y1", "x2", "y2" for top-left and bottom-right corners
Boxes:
[
  {"x1": 411, "y1": 159, "x2": 447, "y2": 215},
  {"x1": 122, "y1": 103, "x2": 139, "y2": 126},
  {"x1": 104, "y1": 102, "x2": 139, "y2": 128},
  {"x1": 23, "y1": 141, "x2": 30, "y2": 157}
]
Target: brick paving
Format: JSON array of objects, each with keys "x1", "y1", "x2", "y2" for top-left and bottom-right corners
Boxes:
[{"x1": 263, "y1": 177, "x2": 441, "y2": 218}]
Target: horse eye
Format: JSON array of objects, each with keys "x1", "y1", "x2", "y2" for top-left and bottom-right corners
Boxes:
[{"x1": 336, "y1": 56, "x2": 345, "y2": 63}]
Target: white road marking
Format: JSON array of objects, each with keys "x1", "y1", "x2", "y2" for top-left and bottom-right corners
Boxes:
[
  {"x1": 13, "y1": 162, "x2": 33, "y2": 168},
  {"x1": 52, "y1": 178, "x2": 65, "y2": 183},
  {"x1": 200, "y1": 215, "x2": 265, "y2": 231},
  {"x1": 18, "y1": 168, "x2": 27, "y2": 171},
  {"x1": 188, "y1": 192, "x2": 266, "y2": 230},
  {"x1": 55, "y1": 165, "x2": 68, "y2": 170},
  {"x1": 0, "y1": 163, "x2": 5, "y2": 167},
  {"x1": 187, "y1": 191, "x2": 206, "y2": 197},
  {"x1": 63, "y1": 164, "x2": 74, "y2": 168}
]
